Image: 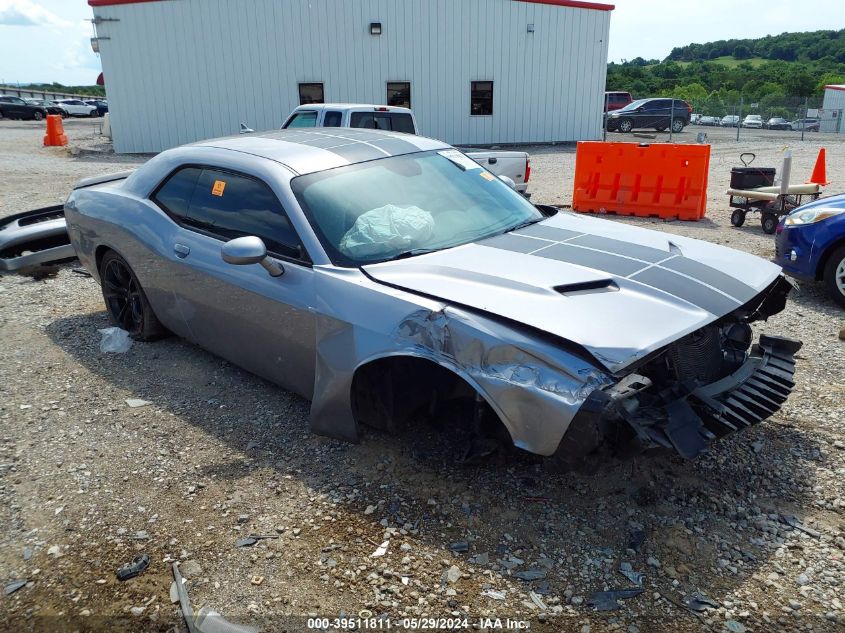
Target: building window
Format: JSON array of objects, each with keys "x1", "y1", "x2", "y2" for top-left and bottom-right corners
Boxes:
[
  {"x1": 386, "y1": 82, "x2": 411, "y2": 108},
  {"x1": 471, "y1": 81, "x2": 493, "y2": 116},
  {"x1": 298, "y1": 83, "x2": 324, "y2": 105}
]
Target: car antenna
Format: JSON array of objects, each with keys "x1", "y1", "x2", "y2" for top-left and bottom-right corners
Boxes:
[{"x1": 239, "y1": 122, "x2": 254, "y2": 134}]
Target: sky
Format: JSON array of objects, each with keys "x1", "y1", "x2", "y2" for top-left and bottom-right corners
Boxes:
[{"x1": 0, "y1": 0, "x2": 844, "y2": 85}]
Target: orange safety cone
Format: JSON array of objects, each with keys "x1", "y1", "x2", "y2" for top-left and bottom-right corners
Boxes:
[
  {"x1": 43, "y1": 114, "x2": 68, "y2": 147},
  {"x1": 806, "y1": 148, "x2": 829, "y2": 186}
]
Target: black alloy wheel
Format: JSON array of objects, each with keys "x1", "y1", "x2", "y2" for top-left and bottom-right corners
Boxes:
[{"x1": 99, "y1": 251, "x2": 167, "y2": 339}]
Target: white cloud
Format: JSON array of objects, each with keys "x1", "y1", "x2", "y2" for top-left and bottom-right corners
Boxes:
[{"x1": 0, "y1": 0, "x2": 72, "y2": 28}]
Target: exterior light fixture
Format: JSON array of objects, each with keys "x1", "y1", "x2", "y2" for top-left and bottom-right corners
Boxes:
[
  {"x1": 370, "y1": 22, "x2": 382, "y2": 35},
  {"x1": 91, "y1": 37, "x2": 100, "y2": 53},
  {"x1": 527, "y1": 24, "x2": 535, "y2": 33}
]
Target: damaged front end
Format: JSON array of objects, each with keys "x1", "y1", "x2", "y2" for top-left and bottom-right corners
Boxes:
[{"x1": 575, "y1": 276, "x2": 801, "y2": 459}]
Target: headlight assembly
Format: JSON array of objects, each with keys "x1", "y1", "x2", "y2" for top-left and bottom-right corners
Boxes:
[{"x1": 784, "y1": 208, "x2": 844, "y2": 226}]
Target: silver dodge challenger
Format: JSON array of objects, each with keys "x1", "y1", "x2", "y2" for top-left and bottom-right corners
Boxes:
[{"x1": 65, "y1": 129, "x2": 801, "y2": 465}]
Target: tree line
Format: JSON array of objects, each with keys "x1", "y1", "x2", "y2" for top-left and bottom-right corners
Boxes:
[{"x1": 608, "y1": 30, "x2": 845, "y2": 118}]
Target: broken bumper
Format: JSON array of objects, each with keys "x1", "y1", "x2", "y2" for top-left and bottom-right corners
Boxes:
[
  {"x1": 620, "y1": 334, "x2": 801, "y2": 459},
  {"x1": 0, "y1": 205, "x2": 75, "y2": 272}
]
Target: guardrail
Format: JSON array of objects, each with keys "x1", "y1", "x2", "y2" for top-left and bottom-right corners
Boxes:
[{"x1": 0, "y1": 85, "x2": 102, "y2": 101}]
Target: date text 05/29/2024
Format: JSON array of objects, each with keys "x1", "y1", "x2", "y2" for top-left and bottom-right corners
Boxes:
[{"x1": 306, "y1": 617, "x2": 531, "y2": 630}]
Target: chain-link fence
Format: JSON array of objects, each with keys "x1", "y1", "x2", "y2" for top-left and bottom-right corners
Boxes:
[{"x1": 690, "y1": 96, "x2": 843, "y2": 138}]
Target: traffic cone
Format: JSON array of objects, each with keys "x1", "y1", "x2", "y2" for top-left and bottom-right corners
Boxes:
[{"x1": 806, "y1": 148, "x2": 829, "y2": 186}]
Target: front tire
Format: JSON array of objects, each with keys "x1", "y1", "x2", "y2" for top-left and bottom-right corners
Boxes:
[
  {"x1": 730, "y1": 209, "x2": 746, "y2": 227},
  {"x1": 823, "y1": 245, "x2": 845, "y2": 309},
  {"x1": 761, "y1": 213, "x2": 778, "y2": 235},
  {"x1": 618, "y1": 118, "x2": 633, "y2": 133},
  {"x1": 99, "y1": 251, "x2": 167, "y2": 340},
  {"x1": 89, "y1": 110, "x2": 98, "y2": 118},
  {"x1": 33, "y1": 111, "x2": 43, "y2": 121}
]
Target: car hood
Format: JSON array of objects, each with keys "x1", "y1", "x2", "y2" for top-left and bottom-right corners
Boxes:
[{"x1": 363, "y1": 212, "x2": 782, "y2": 373}]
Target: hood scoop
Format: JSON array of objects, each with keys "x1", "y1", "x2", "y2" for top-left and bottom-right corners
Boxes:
[{"x1": 554, "y1": 279, "x2": 619, "y2": 296}]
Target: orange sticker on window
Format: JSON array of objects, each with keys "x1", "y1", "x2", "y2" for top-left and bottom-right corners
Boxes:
[
  {"x1": 479, "y1": 171, "x2": 495, "y2": 181},
  {"x1": 211, "y1": 180, "x2": 226, "y2": 196}
]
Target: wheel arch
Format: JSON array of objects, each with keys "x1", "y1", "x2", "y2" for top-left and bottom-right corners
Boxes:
[
  {"x1": 349, "y1": 351, "x2": 516, "y2": 444},
  {"x1": 815, "y1": 236, "x2": 845, "y2": 281}
]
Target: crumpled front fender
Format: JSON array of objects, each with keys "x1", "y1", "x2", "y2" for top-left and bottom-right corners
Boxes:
[{"x1": 309, "y1": 270, "x2": 613, "y2": 456}]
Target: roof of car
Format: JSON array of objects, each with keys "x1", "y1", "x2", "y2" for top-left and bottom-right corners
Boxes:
[
  {"x1": 292, "y1": 103, "x2": 413, "y2": 113},
  {"x1": 190, "y1": 128, "x2": 449, "y2": 175}
]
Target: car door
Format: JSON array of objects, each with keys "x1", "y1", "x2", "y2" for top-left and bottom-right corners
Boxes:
[
  {"x1": 7, "y1": 97, "x2": 27, "y2": 117},
  {"x1": 164, "y1": 166, "x2": 317, "y2": 398},
  {"x1": 648, "y1": 99, "x2": 671, "y2": 128}
]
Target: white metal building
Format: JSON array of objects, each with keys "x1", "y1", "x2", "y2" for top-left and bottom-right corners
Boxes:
[
  {"x1": 89, "y1": 0, "x2": 613, "y2": 153},
  {"x1": 821, "y1": 84, "x2": 845, "y2": 134}
]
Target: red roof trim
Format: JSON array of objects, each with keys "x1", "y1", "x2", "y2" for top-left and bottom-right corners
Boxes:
[
  {"x1": 89, "y1": 0, "x2": 162, "y2": 6},
  {"x1": 90, "y1": 0, "x2": 614, "y2": 9},
  {"x1": 515, "y1": 0, "x2": 614, "y2": 10},
  {"x1": 825, "y1": 84, "x2": 845, "y2": 92}
]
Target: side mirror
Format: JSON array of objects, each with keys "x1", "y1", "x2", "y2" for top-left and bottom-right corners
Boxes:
[
  {"x1": 221, "y1": 236, "x2": 283, "y2": 277},
  {"x1": 498, "y1": 175, "x2": 517, "y2": 189}
]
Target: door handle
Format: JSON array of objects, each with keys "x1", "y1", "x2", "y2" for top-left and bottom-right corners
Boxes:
[
  {"x1": 488, "y1": 157, "x2": 497, "y2": 165},
  {"x1": 174, "y1": 243, "x2": 191, "y2": 258}
]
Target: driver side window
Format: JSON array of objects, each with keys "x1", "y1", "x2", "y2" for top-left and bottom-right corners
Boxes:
[{"x1": 185, "y1": 169, "x2": 309, "y2": 262}]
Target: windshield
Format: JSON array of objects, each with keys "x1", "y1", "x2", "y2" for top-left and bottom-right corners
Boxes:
[
  {"x1": 617, "y1": 99, "x2": 648, "y2": 112},
  {"x1": 291, "y1": 150, "x2": 542, "y2": 267}
]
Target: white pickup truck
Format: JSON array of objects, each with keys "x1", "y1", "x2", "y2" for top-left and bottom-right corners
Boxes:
[{"x1": 281, "y1": 104, "x2": 531, "y2": 196}]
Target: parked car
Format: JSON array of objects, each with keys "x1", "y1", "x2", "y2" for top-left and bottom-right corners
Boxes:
[
  {"x1": 604, "y1": 91, "x2": 632, "y2": 112},
  {"x1": 698, "y1": 115, "x2": 720, "y2": 126},
  {"x1": 281, "y1": 104, "x2": 531, "y2": 196},
  {"x1": 25, "y1": 99, "x2": 69, "y2": 118},
  {"x1": 0, "y1": 95, "x2": 49, "y2": 121},
  {"x1": 790, "y1": 119, "x2": 820, "y2": 132},
  {"x1": 765, "y1": 117, "x2": 791, "y2": 130},
  {"x1": 775, "y1": 193, "x2": 845, "y2": 308},
  {"x1": 54, "y1": 128, "x2": 801, "y2": 465},
  {"x1": 85, "y1": 99, "x2": 108, "y2": 116},
  {"x1": 605, "y1": 98, "x2": 691, "y2": 133},
  {"x1": 720, "y1": 115, "x2": 740, "y2": 127},
  {"x1": 741, "y1": 114, "x2": 763, "y2": 129},
  {"x1": 690, "y1": 113, "x2": 702, "y2": 124},
  {"x1": 54, "y1": 99, "x2": 98, "y2": 117}
]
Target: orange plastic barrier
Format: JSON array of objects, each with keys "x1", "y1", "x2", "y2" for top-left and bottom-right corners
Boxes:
[
  {"x1": 43, "y1": 114, "x2": 68, "y2": 147},
  {"x1": 572, "y1": 142, "x2": 711, "y2": 221}
]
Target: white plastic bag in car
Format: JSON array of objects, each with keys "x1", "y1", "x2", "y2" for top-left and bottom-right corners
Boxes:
[
  {"x1": 98, "y1": 327, "x2": 133, "y2": 353},
  {"x1": 340, "y1": 204, "x2": 434, "y2": 258}
]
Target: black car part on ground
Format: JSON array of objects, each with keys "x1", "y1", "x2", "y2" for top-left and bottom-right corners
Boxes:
[
  {"x1": 561, "y1": 275, "x2": 800, "y2": 461},
  {"x1": 0, "y1": 205, "x2": 75, "y2": 273}
]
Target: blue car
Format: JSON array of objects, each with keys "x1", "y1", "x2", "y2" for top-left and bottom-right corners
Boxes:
[{"x1": 775, "y1": 193, "x2": 845, "y2": 308}]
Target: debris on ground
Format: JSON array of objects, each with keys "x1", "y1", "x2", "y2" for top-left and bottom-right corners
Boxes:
[
  {"x1": 116, "y1": 553, "x2": 150, "y2": 581},
  {"x1": 125, "y1": 398, "x2": 152, "y2": 408},
  {"x1": 619, "y1": 562, "x2": 644, "y2": 586},
  {"x1": 4, "y1": 580, "x2": 27, "y2": 596},
  {"x1": 684, "y1": 591, "x2": 720, "y2": 612},
  {"x1": 448, "y1": 541, "x2": 469, "y2": 553},
  {"x1": 370, "y1": 540, "x2": 389, "y2": 557},
  {"x1": 513, "y1": 570, "x2": 547, "y2": 581},
  {"x1": 98, "y1": 326, "x2": 133, "y2": 353},
  {"x1": 587, "y1": 589, "x2": 644, "y2": 611},
  {"x1": 235, "y1": 537, "x2": 258, "y2": 548},
  {"x1": 481, "y1": 589, "x2": 507, "y2": 600}
]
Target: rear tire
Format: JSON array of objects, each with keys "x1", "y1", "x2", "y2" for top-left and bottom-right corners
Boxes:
[
  {"x1": 822, "y1": 245, "x2": 845, "y2": 309},
  {"x1": 33, "y1": 111, "x2": 43, "y2": 121},
  {"x1": 671, "y1": 119, "x2": 684, "y2": 133},
  {"x1": 730, "y1": 209, "x2": 746, "y2": 227},
  {"x1": 761, "y1": 213, "x2": 778, "y2": 235},
  {"x1": 99, "y1": 251, "x2": 168, "y2": 340}
]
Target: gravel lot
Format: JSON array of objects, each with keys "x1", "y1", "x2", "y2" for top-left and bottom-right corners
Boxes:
[{"x1": 1, "y1": 118, "x2": 844, "y2": 633}]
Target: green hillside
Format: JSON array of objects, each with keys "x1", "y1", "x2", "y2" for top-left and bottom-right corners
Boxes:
[{"x1": 608, "y1": 30, "x2": 845, "y2": 116}]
